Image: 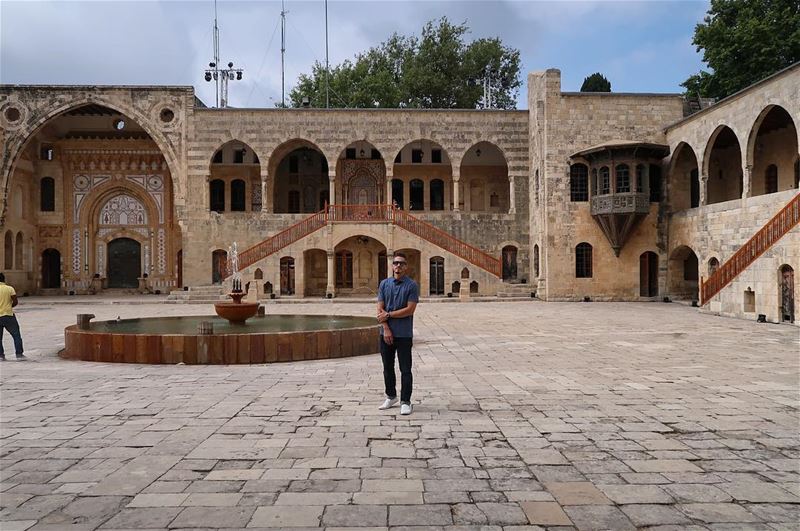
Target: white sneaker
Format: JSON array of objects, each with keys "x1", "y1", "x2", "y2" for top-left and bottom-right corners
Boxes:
[
  {"x1": 400, "y1": 403, "x2": 412, "y2": 415},
  {"x1": 378, "y1": 397, "x2": 399, "y2": 410}
]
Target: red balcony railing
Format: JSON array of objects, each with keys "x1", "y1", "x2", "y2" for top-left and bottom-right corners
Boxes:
[{"x1": 701, "y1": 192, "x2": 800, "y2": 304}]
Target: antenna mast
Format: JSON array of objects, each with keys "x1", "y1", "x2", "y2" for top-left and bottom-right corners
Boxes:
[
  {"x1": 203, "y1": 0, "x2": 243, "y2": 108},
  {"x1": 281, "y1": 0, "x2": 287, "y2": 107},
  {"x1": 325, "y1": 0, "x2": 329, "y2": 108},
  {"x1": 213, "y1": 0, "x2": 220, "y2": 107}
]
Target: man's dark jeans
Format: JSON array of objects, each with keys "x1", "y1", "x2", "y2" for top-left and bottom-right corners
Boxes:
[
  {"x1": 0, "y1": 315, "x2": 24, "y2": 357},
  {"x1": 380, "y1": 337, "x2": 413, "y2": 403}
]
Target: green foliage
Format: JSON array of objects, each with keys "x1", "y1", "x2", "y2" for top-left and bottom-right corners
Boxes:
[
  {"x1": 682, "y1": 0, "x2": 800, "y2": 99},
  {"x1": 580, "y1": 73, "x2": 612, "y2": 92},
  {"x1": 288, "y1": 17, "x2": 521, "y2": 109}
]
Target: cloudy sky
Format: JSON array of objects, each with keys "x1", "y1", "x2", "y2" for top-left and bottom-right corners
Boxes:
[{"x1": 1, "y1": 0, "x2": 709, "y2": 109}]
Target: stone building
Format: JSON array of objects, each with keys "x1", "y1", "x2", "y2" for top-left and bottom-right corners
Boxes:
[{"x1": 1, "y1": 64, "x2": 797, "y2": 324}]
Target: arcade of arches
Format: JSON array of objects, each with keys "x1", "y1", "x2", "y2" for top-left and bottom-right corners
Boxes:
[{"x1": 0, "y1": 69, "x2": 797, "y2": 324}]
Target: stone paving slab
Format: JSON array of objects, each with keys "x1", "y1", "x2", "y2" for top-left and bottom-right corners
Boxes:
[{"x1": 1, "y1": 300, "x2": 798, "y2": 529}]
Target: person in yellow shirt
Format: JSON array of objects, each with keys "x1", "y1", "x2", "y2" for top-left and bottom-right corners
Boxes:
[{"x1": 0, "y1": 273, "x2": 25, "y2": 361}]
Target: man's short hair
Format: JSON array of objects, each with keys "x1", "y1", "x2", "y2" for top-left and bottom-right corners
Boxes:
[
  {"x1": 393, "y1": 252, "x2": 407, "y2": 261},
  {"x1": 0, "y1": 272, "x2": 5, "y2": 282}
]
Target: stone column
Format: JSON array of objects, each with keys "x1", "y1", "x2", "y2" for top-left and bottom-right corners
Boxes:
[
  {"x1": 385, "y1": 166, "x2": 393, "y2": 205},
  {"x1": 452, "y1": 168, "x2": 461, "y2": 212},
  {"x1": 742, "y1": 164, "x2": 752, "y2": 199},
  {"x1": 508, "y1": 175, "x2": 516, "y2": 214},
  {"x1": 328, "y1": 169, "x2": 336, "y2": 206},
  {"x1": 261, "y1": 174, "x2": 272, "y2": 212},
  {"x1": 699, "y1": 171, "x2": 708, "y2": 206},
  {"x1": 326, "y1": 251, "x2": 335, "y2": 297}
]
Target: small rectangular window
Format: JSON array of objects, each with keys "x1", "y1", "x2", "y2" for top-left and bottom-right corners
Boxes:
[
  {"x1": 289, "y1": 156, "x2": 299, "y2": 173},
  {"x1": 40, "y1": 145, "x2": 54, "y2": 161},
  {"x1": 345, "y1": 148, "x2": 356, "y2": 160},
  {"x1": 234, "y1": 149, "x2": 245, "y2": 163},
  {"x1": 431, "y1": 149, "x2": 442, "y2": 164},
  {"x1": 412, "y1": 149, "x2": 423, "y2": 163}
]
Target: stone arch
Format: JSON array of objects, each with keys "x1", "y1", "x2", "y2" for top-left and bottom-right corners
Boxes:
[
  {"x1": 269, "y1": 138, "x2": 329, "y2": 213},
  {"x1": 779, "y1": 263, "x2": 795, "y2": 323},
  {"x1": 209, "y1": 139, "x2": 263, "y2": 212},
  {"x1": 668, "y1": 245, "x2": 699, "y2": 300},
  {"x1": 392, "y1": 139, "x2": 452, "y2": 211},
  {"x1": 461, "y1": 141, "x2": 509, "y2": 212},
  {"x1": 703, "y1": 125, "x2": 744, "y2": 204},
  {"x1": 334, "y1": 235, "x2": 387, "y2": 293},
  {"x1": 745, "y1": 105, "x2": 798, "y2": 196},
  {"x1": 337, "y1": 140, "x2": 386, "y2": 206},
  {"x1": 1, "y1": 97, "x2": 180, "y2": 214},
  {"x1": 668, "y1": 142, "x2": 700, "y2": 210}
]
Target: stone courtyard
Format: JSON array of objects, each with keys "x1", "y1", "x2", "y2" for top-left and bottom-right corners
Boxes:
[{"x1": 1, "y1": 298, "x2": 798, "y2": 530}]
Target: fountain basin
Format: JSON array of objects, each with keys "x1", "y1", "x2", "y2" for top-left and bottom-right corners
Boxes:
[
  {"x1": 214, "y1": 301, "x2": 259, "y2": 324},
  {"x1": 62, "y1": 315, "x2": 379, "y2": 364}
]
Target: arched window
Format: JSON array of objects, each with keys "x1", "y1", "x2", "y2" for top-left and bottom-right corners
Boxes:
[
  {"x1": 40, "y1": 177, "x2": 55, "y2": 212},
  {"x1": 409, "y1": 179, "x2": 424, "y2": 211},
  {"x1": 615, "y1": 164, "x2": 630, "y2": 193},
  {"x1": 765, "y1": 165, "x2": 778, "y2": 194},
  {"x1": 14, "y1": 232, "x2": 23, "y2": 270},
  {"x1": 4, "y1": 231, "x2": 12, "y2": 269},
  {"x1": 209, "y1": 179, "x2": 225, "y2": 212},
  {"x1": 570, "y1": 164, "x2": 588, "y2": 201},
  {"x1": 635, "y1": 165, "x2": 645, "y2": 193},
  {"x1": 599, "y1": 167, "x2": 610, "y2": 195},
  {"x1": 689, "y1": 168, "x2": 699, "y2": 208},
  {"x1": 576, "y1": 242, "x2": 592, "y2": 278},
  {"x1": 211, "y1": 249, "x2": 227, "y2": 284},
  {"x1": 335, "y1": 250, "x2": 353, "y2": 288},
  {"x1": 533, "y1": 244, "x2": 540, "y2": 278},
  {"x1": 708, "y1": 257, "x2": 720, "y2": 276},
  {"x1": 430, "y1": 179, "x2": 444, "y2": 210},
  {"x1": 230, "y1": 179, "x2": 246, "y2": 211},
  {"x1": 649, "y1": 164, "x2": 662, "y2": 202},
  {"x1": 392, "y1": 179, "x2": 404, "y2": 209}
]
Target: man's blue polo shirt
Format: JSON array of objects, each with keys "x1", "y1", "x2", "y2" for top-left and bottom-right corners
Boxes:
[{"x1": 377, "y1": 275, "x2": 419, "y2": 338}]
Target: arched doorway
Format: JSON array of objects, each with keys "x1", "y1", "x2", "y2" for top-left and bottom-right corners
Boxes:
[
  {"x1": 280, "y1": 256, "x2": 295, "y2": 295},
  {"x1": 393, "y1": 139, "x2": 452, "y2": 211},
  {"x1": 212, "y1": 249, "x2": 227, "y2": 284},
  {"x1": 272, "y1": 142, "x2": 328, "y2": 213},
  {"x1": 41, "y1": 249, "x2": 61, "y2": 289},
  {"x1": 502, "y1": 245, "x2": 518, "y2": 281},
  {"x1": 705, "y1": 126, "x2": 743, "y2": 204},
  {"x1": 668, "y1": 246, "x2": 699, "y2": 300},
  {"x1": 748, "y1": 105, "x2": 798, "y2": 196},
  {"x1": 780, "y1": 265, "x2": 794, "y2": 323},
  {"x1": 461, "y1": 142, "x2": 510, "y2": 212},
  {"x1": 335, "y1": 236, "x2": 388, "y2": 295},
  {"x1": 339, "y1": 141, "x2": 385, "y2": 206},
  {"x1": 639, "y1": 251, "x2": 658, "y2": 297},
  {"x1": 107, "y1": 238, "x2": 141, "y2": 288},
  {"x1": 669, "y1": 143, "x2": 699, "y2": 210},
  {"x1": 429, "y1": 256, "x2": 445, "y2": 295}
]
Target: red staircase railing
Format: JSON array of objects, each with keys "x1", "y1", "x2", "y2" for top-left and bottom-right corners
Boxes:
[
  {"x1": 233, "y1": 204, "x2": 502, "y2": 278},
  {"x1": 393, "y1": 209, "x2": 502, "y2": 277},
  {"x1": 701, "y1": 192, "x2": 800, "y2": 304},
  {"x1": 237, "y1": 209, "x2": 327, "y2": 271}
]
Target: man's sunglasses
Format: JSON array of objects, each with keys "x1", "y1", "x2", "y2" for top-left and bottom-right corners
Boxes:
[{"x1": 392, "y1": 261, "x2": 407, "y2": 266}]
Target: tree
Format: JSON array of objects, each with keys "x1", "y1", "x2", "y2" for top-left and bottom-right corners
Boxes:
[
  {"x1": 682, "y1": 0, "x2": 800, "y2": 100},
  {"x1": 289, "y1": 17, "x2": 521, "y2": 109},
  {"x1": 580, "y1": 73, "x2": 611, "y2": 92}
]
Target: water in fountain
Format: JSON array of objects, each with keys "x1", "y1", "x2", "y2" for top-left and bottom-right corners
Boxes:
[{"x1": 227, "y1": 242, "x2": 241, "y2": 292}]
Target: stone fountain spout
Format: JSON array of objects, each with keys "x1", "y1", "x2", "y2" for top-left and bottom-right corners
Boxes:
[{"x1": 214, "y1": 241, "x2": 259, "y2": 324}]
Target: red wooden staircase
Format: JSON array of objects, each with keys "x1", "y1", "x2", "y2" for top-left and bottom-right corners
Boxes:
[
  {"x1": 701, "y1": 192, "x2": 800, "y2": 304},
  {"x1": 235, "y1": 204, "x2": 501, "y2": 277}
]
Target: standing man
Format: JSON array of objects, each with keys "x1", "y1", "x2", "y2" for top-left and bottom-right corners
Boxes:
[
  {"x1": 376, "y1": 252, "x2": 418, "y2": 415},
  {"x1": 0, "y1": 273, "x2": 25, "y2": 361}
]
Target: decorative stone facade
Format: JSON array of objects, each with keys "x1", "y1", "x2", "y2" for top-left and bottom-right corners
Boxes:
[{"x1": 0, "y1": 65, "x2": 797, "y2": 324}]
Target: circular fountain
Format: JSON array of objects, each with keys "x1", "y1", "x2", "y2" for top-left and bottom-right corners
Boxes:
[
  {"x1": 62, "y1": 314, "x2": 379, "y2": 364},
  {"x1": 60, "y1": 242, "x2": 379, "y2": 364}
]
